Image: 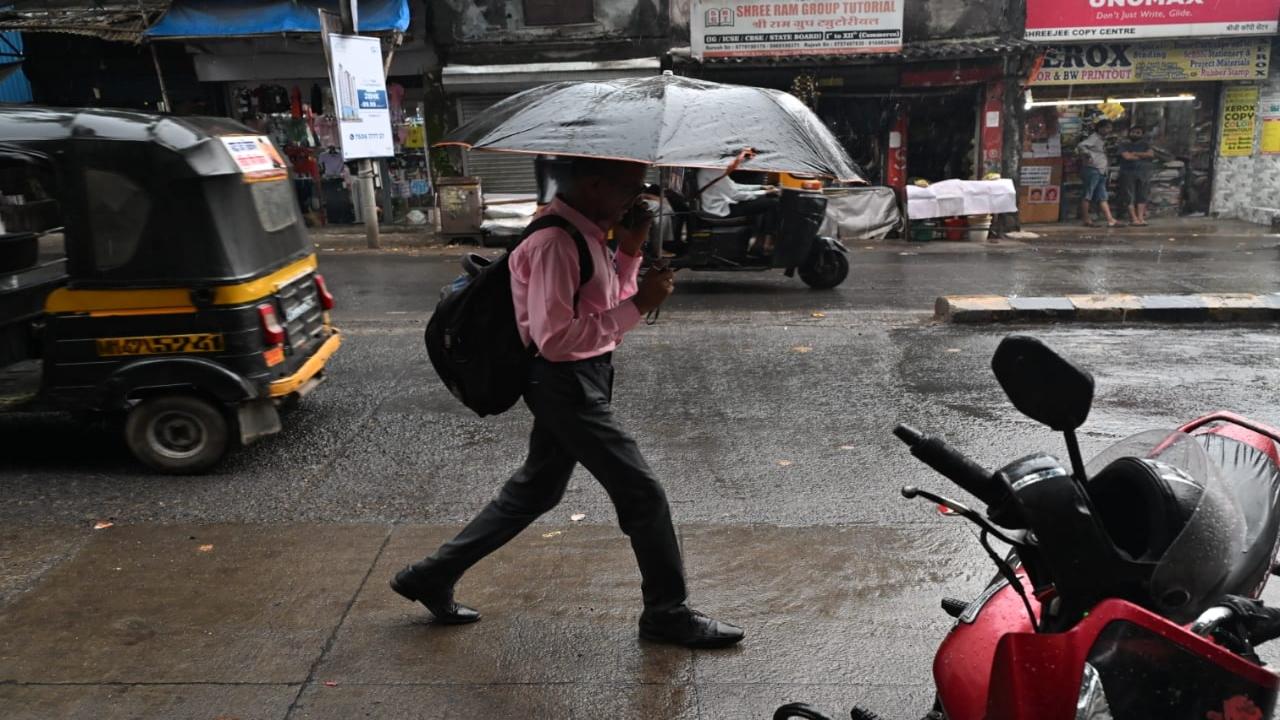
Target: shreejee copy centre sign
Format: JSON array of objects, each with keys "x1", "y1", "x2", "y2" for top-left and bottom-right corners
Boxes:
[{"x1": 1026, "y1": 0, "x2": 1280, "y2": 42}]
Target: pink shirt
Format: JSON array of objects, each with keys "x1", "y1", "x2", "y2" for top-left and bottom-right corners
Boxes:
[{"x1": 510, "y1": 198, "x2": 644, "y2": 362}]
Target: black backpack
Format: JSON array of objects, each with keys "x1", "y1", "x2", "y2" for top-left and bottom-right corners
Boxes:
[{"x1": 425, "y1": 214, "x2": 593, "y2": 416}]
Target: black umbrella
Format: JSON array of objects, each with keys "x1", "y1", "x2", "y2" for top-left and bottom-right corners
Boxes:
[{"x1": 438, "y1": 73, "x2": 863, "y2": 182}]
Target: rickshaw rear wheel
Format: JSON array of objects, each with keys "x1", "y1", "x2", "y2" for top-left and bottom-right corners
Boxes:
[
  {"x1": 125, "y1": 394, "x2": 229, "y2": 474},
  {"x1": 799, "y1": 248, "x2": 849, "y2": 289}
]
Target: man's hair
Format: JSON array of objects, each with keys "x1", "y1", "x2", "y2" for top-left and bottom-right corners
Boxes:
[
  {"x1": 1095, "y1": 120, "x2": 1114, "y2": 131},
  {"x1": 560, "y1": 156, "x2": 648, "y2": 195},
  {"x1": 568, "y1": 156, "x2": 646, "y2": 180}
]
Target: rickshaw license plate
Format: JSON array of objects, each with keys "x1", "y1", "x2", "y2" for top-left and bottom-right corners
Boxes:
[{"x1": 97, "y1": 333, "x2": 226, "y2": 356}]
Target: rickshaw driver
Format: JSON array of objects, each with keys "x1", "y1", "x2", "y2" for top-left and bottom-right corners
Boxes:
[{"x1": 695, "y1": 166, "x2": 781, "y2": 255}]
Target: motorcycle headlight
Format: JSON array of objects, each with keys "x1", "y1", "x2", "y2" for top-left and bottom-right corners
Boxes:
[{"x1": 1077, "y1": 663, "x2": 1114, "y2": 720}]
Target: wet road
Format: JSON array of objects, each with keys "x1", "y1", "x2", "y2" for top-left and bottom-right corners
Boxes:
[
  {"x1": 321, "y1": 235, "x2": 1280, "y2": 320},
  {"x1": 4, "y1": 238, "x2": 1280, "y2": 526},
  {"x1": 3, "y1": 236, "x2": 1280, "y2": 717}
]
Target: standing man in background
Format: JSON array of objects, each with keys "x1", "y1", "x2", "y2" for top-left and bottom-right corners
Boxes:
[
  {"x1": 1077, "y1": 120, "x2": 1120, "y2": 228},
  {"x1": 1118, "y1": 125, "x2": 1156, "y2": 227}
]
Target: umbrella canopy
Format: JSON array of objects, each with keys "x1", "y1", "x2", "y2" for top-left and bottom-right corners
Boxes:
[{"x1": 438, "y1": 73, "x2": 864, "y2": 183}]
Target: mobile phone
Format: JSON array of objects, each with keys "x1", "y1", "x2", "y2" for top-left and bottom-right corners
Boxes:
[{"x1": 619, "y1": 197, "x2": 659, "y2": 230}]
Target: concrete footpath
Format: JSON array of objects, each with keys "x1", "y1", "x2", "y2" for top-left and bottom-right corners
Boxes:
[
  {"x1": 0, "y1": 521, "x2": 982, "y2": 720},
  {"x1": 936, "y1": 292, "x2": 1280, "y2": 323}
]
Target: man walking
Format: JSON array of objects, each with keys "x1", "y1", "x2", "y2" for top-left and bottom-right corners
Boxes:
[
  {"x1": 1118, "y1": 125, "x2": 1156, "y2": 227},
  {"x1": 392, "y1": 157, "x2": 745, "y2": 649},
  {"x1": 1077, "y1": 119, "x2": 1119, "y2": 228}
]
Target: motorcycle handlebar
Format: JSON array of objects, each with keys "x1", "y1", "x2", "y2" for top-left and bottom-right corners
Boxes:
[{"x1": 894, "y1": 424, "x2": 1003, "y2": 507}]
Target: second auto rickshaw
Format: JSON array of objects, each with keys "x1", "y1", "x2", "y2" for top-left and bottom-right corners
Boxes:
[{"x1": 0, "y1": 108, "x2": 341, "y2": 473}]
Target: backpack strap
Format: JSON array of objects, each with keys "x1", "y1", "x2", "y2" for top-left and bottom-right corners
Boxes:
[{"x1": 511, "y1": 213, "x2": 595, "y2": 314}]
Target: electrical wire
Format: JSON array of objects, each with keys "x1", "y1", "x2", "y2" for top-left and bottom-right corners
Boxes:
[{"x1": 980, "y1": 529, "x2": 1039, "y2": 632}]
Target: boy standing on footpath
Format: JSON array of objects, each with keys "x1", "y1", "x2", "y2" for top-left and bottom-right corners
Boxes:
[
  {"x1": 392, "y1": 157, "x2": 746, "y2": 649},
  {"x1": 1077, "y1": 120, "x2": 1120, "y2": 228}
]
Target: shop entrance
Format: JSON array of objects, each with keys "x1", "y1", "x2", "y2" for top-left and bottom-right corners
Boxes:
[
  {"x1": 1023, "y1": 84, "x2": 1220, "y2": 223},
  {"x1": 905, "y1": 87, "x2": 980, "y2": 184},
  {"x1": 815, "y1": 94, "x2": 892, "y2": 185}
]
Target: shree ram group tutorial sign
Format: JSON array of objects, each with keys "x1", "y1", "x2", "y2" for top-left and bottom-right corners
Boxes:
[
  {"x1": 691, "y1": 0, "x2": 904, "y2": 60},
  {"x1": 1026, "y1": 0, "x2": 1280, "y2": 42}
]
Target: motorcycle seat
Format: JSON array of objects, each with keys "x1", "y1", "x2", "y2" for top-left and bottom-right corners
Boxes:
[{"x1": 1198, "y1": 432, "x2": 1280, "y2": 596}]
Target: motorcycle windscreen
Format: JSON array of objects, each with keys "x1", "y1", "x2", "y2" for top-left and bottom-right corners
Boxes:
[
  {"x1": 1077, "y1": 620, "x2": 1277, "y2": 720},
  {"x1": 1086, "y1": 430, "x2": 1247, "y2": 623}
]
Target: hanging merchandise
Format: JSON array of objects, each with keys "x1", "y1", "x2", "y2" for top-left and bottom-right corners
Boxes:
[
  {"x1": 403, "y1": 122, "x2": 425, "y2": 149},
  {"x1": 311, "y1": 83, "x2": 324, "y2": 115},
  {"x1": 290, "y1": 86, "x2": 303, "y2": 119},
  {"x1": 315, "y1": 114, "x2": 339, "y2": 149},
  {"x1": 388, "y1": 82, "x2": 405, "y2": 125}
]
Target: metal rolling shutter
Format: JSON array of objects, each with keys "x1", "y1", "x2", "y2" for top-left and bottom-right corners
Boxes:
[{"x1": 458, "y1": 95, "x2": 537, "y2": 195}]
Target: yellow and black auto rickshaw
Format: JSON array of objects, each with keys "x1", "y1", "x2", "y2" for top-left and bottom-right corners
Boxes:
[{"x1": 0, "y1": 108, "x2": 341, "y2": 473}]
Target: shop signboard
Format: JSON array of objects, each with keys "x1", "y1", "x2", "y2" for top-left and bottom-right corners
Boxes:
[
  {"x1": 1261, "y1": 90, "x2": 1280, "y2": 156},
  {"x1": 1220, "y1": 85, "x2": 1260, "y2": 158},
  {"x1": 1026, "y1": 0, "x2": 1279, "y2": 42},
  {"x1": 325, "y1": 34, "x2": 394, "y2": 160},
  {"x1": 219, "y1": 136, "x2": 289, "y2": 181},
  {"x1": 691, "y1": 0, "x2": 904, "y2": 60},
  {"x1": 1030, "y1": 39, "x2": 1271, "y2": 85}
]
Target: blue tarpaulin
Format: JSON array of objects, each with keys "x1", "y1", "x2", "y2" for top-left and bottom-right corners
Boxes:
[
  {"x1": 145, "y1": 0, "x2": 410, "y2": 38},
  {"x1": 0, "y1": 32, "x2": 31, "y2": 104}
]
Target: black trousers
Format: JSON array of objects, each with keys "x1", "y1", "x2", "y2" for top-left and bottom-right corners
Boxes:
[
  {"x1": 726, "y1": 196, "x2": 781, "y2": 235},
  {"x1": 416, "y1": 355, "x2": 688, "y2": 613}
]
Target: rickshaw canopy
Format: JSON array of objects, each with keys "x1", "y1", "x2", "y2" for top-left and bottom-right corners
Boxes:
[{"x1": 0, "y1": 107, "x2": 311, "y2": 287}]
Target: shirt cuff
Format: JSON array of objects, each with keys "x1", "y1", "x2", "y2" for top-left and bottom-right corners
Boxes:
[
  {"x1": 616, "y1": 248, "x2": 643, "y2": 274},
  {"x1": 607, "y1": 298, "x2": 643, "y2": 336}
]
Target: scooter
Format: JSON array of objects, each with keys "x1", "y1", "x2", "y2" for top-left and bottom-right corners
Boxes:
[{"x1": 777, "y1": 335, "x2": 1280, "y2": 720}]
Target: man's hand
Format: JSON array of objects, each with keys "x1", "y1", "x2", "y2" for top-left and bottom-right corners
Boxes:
[
  {"x1": 615, "y1": 195, "x2": 657, "y2": 257},
  {"x1": 633, "y1": 267, "x2": 674, "y2": 314},
  {"x1": 763, "y1": 185, "x2": 781, "y2": 195},
  {"x1": 616, "y1": 219, "x2": 652, "y2": 257}
]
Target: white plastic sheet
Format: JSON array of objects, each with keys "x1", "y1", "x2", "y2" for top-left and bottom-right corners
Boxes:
[{"x1": 907, "y1": 179, "x2": 1017, "y2": 219}]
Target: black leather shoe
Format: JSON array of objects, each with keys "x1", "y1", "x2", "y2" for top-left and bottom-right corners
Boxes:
[
  {"x1": 639, "y1": 607, "x2": 744, "y2": 649},
  {"x1": 390, "y1": 566, "x2": 481, "y2": 625}
]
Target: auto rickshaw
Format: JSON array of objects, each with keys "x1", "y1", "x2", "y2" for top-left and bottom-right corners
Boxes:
[
  {"x1": 0, "y1": 108, "x2": 341, "y2": 473},
  {"x1": 531, "y1": 156, "x2": 849, "y2": 289}
]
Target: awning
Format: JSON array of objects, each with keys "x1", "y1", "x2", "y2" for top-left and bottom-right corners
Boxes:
[
  {"x1": 0, "y1": 0, "x2": 170, "y2": 43},
  {"x1": 442, "y1": 58, "x2": 661, "y2": 94},
  {"x1": 145, "y1": 0, "x2": 409, "y2": 39}
]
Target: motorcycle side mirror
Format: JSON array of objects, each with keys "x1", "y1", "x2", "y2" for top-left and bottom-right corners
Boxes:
[
  {"x1": 991, "y1": 335, "x2": 1095, "y2": 481},
  {"x1": 991, "y1": 335, "x2": 1094, "y2": 432}
]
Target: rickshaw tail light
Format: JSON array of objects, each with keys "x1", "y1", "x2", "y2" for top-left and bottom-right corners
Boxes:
[
  {"x1": 314, "y1": 273, "x2": 335, "y2": 310},
  {"x1": 257, "y1": 303, "x2": 287, "y2": 345}
]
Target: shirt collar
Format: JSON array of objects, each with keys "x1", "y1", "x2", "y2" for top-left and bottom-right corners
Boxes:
[{"x1": 548, "y1": 196, "x2": 608, "y2": 245}]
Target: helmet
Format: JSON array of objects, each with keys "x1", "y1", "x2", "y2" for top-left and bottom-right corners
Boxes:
[
  {"x1": 1084, "y1": 431, "x2": 1246, "y2": 622},
  {"x1": 1003, "y1": 430, "x2": 1246, "y2": 624}
]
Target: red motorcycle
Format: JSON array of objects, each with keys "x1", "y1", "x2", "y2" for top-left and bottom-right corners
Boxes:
[{"x1": 777, "y1": 335, "x2": 1280, "y2": 720}]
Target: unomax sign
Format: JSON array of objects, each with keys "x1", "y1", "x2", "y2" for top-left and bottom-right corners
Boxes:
[
  {"x1": 1026, "y1": 0, "x2": 1280, "y2": 41},
  {"x1": 1030, "y1": 39, "x2": 1271, "y2": 85}
]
